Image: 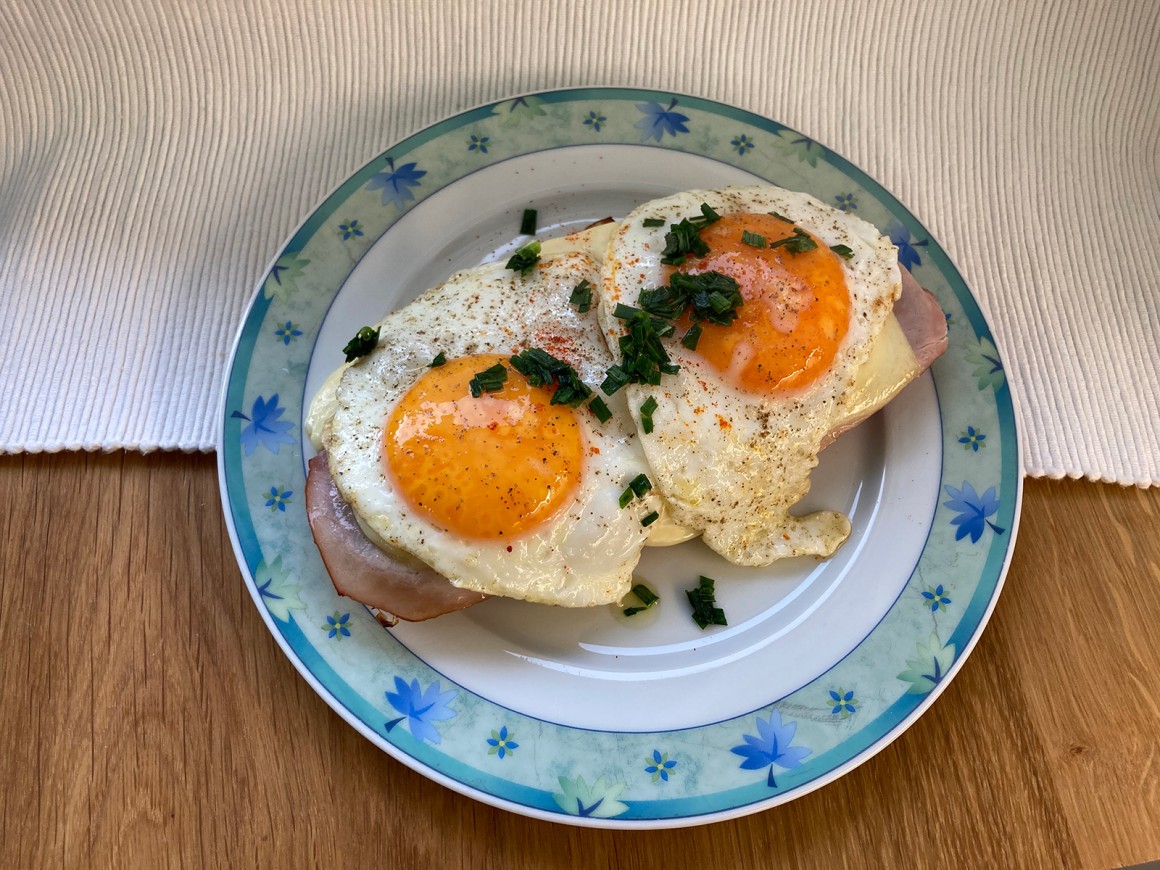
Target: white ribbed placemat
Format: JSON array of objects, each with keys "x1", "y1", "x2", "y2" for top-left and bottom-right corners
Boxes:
[{"x1": 1, "y1": 0, "x2": 1157, "y2": 485}]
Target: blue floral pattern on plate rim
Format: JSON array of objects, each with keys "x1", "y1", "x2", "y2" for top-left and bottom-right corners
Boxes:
[{"x1": 218, "y1": 87, "x2": 1020, "y2": 827}]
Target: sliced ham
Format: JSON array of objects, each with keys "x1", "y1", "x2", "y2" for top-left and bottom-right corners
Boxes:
[
  {"x1": 894, "y1": 266, "x2": 949, "y2": 371},
  {"x1": 305, "y1": 452, "x2": 487, "y2": 621}
]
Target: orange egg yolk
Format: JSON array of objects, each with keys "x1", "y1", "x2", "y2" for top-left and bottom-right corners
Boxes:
[
  {"x1": 676, "y1": 212, "x2": 851, "y2": 393},
  {"x1": 383, "y1": 354, "x2": 584, "y2": 540}
]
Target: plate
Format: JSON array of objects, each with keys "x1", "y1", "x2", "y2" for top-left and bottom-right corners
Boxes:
[{"x1": 218, "y1": 87, "x2": 1021, "y2": 827}]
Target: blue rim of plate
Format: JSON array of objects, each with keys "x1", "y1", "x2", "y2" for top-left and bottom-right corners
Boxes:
[{"x1": 217, "y1": 87, "x2": 1021, "y2": 827}]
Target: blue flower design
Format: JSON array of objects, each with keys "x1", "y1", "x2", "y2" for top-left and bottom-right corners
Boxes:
[
  {"x1": 486, "y1": 725, "x2": 519, "y2": 759},
  {"x1": 966, "y1": 336, "x2": 1006, "y2": 390},
  {"x1": 366, "y1": 157, "x2": 427, "y2": 210},
  {"x1": 468, "y1": 133, "x2": 490, "y2": 154},
  {"x1": 834, "y1": 193, "x2": 858, "y2": 212},
  {"x1": 730, "y1": 709, "x2": 811, "y2": 787},
  {"x1": 253, "y1": 555, "x2": 305, "y2": 622},
  {"x1": 262, "y1": 254, "x2": 311, "y2": 302},
  {"x1": 898, "y1": 632, "x2": 957, "y2": 694},
  {"x1": 829, "y1": 689, "x2": 857, "y2": 716},
  {"x1": 553, "y1": 775, "x2": 628, "y2": 818},
  {"x1": 887, "y1": 218, "x2": 929, "y2": 271},
  {"x1": 943, "y1": 481, "x2": 1006, "y2": 543},
  {"x1": 264, "y1": 486, "x2": 292, "y2": 512},
  {"x1": 959, "y1": 426, "x2": 986, "y2": 452},
  {"x1": 731, "y1": 134, "x2": 755, "y2": 155},
  {"x1": 321, "y1": 611, "x2": 351, "y2": 640},
  {"x1": 635, "y1": 99, "x2": 690, "y2": 142},
  {"x1": 922, "y1": 584, "x2": 952, "y2": 612},
  {"x1": 274, "y1": 321, "x2": 303, "y2": 345},
  {"x1": 644, "y1": 749, "x2": 678, "y2": 782},
  {"x1": 583, "y1": 110, "x2": 606, "y2": 132},
  {"x1": 338, "y1": 219, "x2": 363, "y2": 240},
  {"x1": 384, "y1": 676, "x2": 457, "y2": 744},
  {"x1": 231, "y1": 394, "x2": 295, "y2": 456}
]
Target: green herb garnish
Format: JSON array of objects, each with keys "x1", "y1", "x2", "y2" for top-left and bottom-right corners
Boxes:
[
  {"x1": 569, "y1": 279, "x2": 593, "y2": 313},
  {"x1": 618, "y1": 473, "x2": 653, "y2": 508},
  {"x1": 829, "y1": 244, "x2": 854, "y2": 260},
  {"x1": 520, "y1": 208, "x2": 538, "y2": 235},
  {"x1": 587, "y1": 396, "x2": 612, "y2": 423},
  {"x1": 623, "y1": 582, "x2": 660, "y2": 616},
  {"x1": 769, "y1": 227, "x2": 818, "y2": 254},
  {"x1": 660, "y1": 203, "x2": 722, "y2": 266},
  {"x1": 686, "y1": 575, "x2": 727, "y2": 629},
  {"x1": 642, "y1": 217, "x2": 666, "y2": 228},
  {"x1": 741, "y1": 230, "x2": 767, "y2": 249},
  {"x1": 609, "y1": 309, "x2": 678, "y2": 387},
  {"x1": 342, "y1": 326, "x2": 379, "y2": 362},
  {"x1": 429, "y1": 351, "x2": 447, "y2": 367},
  {"x1": 506, "y1": 240, "x2": 541, "y2": 276},
  {"x1": 640, "y1": 511, "x2": 660, "y2": 528},
  {"x1": 768, "y1": 211, "x2": 793, "y2": 223},
  {"x1": 509, "y1": 347, "x2": 592, "y2": 407},
  {"x1": 599, "y1": 364, "x2": 630, "y2": 396},
  {"x1": 468, "y1": 363, "x2": 508, "y2": 398},
  {"x1": 640, "y1": 395, "x2": 658, "y2": 434},
  {"x1": 681, "y1": 323, "x2": 703, "y2": 350},
  {"x1": 629, "y1": 473, "x2": 652, "y2": 497}
]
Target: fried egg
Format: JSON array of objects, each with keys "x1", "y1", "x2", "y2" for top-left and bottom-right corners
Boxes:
[
  {"x1": 310, "y1": 228, "x2": 661, "y2": 607},
  {"x1": 598, "y1": 186, "x2": 902, "y2": 565}
]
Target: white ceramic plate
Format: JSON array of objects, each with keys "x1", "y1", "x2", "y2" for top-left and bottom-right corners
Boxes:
[{"x1": 219, "y1": 88, "x2": 1021, "y2": 827}]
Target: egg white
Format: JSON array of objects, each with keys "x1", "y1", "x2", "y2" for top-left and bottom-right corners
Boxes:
[
  {"x1": 598, "y1": 186, "x2": 902, "y2": 566},
  {"x1": 314, "y1": 230, "x2": 661, "y2": 607}
]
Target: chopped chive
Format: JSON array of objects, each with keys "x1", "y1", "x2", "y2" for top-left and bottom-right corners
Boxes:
[
  {"x1": 468, "y1": 363, "x2": 508, "y2": 398},
  {"x1": 769, "y1": 227, "x2": 818, "y2": 254},
  {"x1": 641, "y1": 511, "x2": 659, "y2": 527},
  {"x1": 741, "y1": 230, "x2": 767, "y2": 249},
  {"x1": 520, "y1": 208, "x2": 537, "y2": 235},
  {"x1": 509, "y1": 347, "x2": 593, "y2": 406},
  {"x1": 642, "y1": 217, "x2": 666, "y2": 228},
  {"x1": 587, "y1": 396, "x2": 612, "y2": 423},
  {"x1": 429, "y1": 351, "x2": 447, "y2": 367},
  {"x1": 830, "y1": 244, "x2": 854, "y2": 260},
  {"x1": 623, "y1": 583, "x2": 659, "y2": 615},
  {"x1": 506, "y1": 240, "x2": 541, "y2": 276},
  {"x1": 681, "y1": 323, "x2": 703, "y2": 350},
  {"x1": 600, "y1": 364, "x2": 630, "y2": 396},
  {"x1": 699, "y1": 203, "x2": 721, "y2": 223},
  {"x1": 619, "y1": 472, "x2": 653, "y2": 507},
  {"x1": 633, "y1": 583, "x2": 660, "y2": 606},
  {"x1": 613, "y1": 302, "x2": 644, "y2": 320},
  {"x1": 686, "y1": 575, "x2": 727, "y2": 629},
  {"x1": 342, "y1": 326, "x2": 379, "y2": 362},
  {"x1": 768, "y1": 211, "x2": 793, "y2": 223},
  {"x1": 569, "y1": 279, "x2": 593, "y2": 313},
  {"x1": 640, "y1": 395, "x2": 658, "y2": 434}
]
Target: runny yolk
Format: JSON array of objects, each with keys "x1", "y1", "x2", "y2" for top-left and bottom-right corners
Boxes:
[
  {"x1": 677, "y1": 212, "x2": 851, "y2": 393},
  {"x1": 383, "y1": 353, "x2": 584, "y2": 540}
]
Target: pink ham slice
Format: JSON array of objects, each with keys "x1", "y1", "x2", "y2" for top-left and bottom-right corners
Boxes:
[
  {"x1": 894, "y1": 266, "x2": 949, "y2": 371},
  {"x1": 307, "y1": 266, "x2": 947, "y2": 621},
  {"x1": 305, "y1": 452, "x2": 487, "y2": 621}
]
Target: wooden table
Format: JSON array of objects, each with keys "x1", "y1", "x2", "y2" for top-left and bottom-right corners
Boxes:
[{"x1": 3, "y1": 452, "x2": 1158, "y2": 868}]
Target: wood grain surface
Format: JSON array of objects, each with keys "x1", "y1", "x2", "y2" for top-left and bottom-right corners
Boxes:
[{"x1": 3, "y1": 452, "x2": 1158, "y2": 869}]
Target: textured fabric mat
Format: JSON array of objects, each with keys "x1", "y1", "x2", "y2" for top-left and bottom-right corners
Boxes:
[{"x1": 1, "y1": 0, "x2": 1157, "y2": 485}]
